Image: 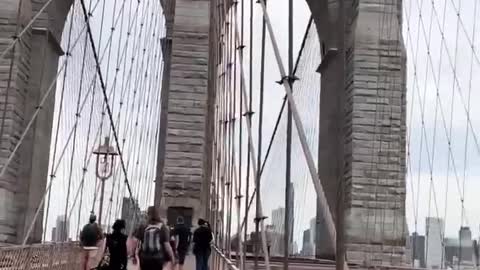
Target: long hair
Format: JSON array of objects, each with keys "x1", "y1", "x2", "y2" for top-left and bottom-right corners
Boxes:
[
  {"x1": 147, "y1": 206, "x2": 161, "y2": 225},
  {"x1": 112, "y1": 219, "x2": 126, "y2": 232}
]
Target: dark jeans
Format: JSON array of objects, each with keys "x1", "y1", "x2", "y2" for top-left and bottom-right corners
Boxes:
[
  {"x1": 177, "y1": 247, "x2": 188, "y2": 265},
  {"x1": 139, "y1": 254, "x2": 164, "y2": 270},
  {"x1": 194, "y1": 250, "x2": 211, "y2": 270}
]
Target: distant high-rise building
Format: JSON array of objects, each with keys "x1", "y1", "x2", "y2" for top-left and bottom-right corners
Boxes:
[
  {"x1": 272, "y1": 208, "x2": 285, "y2": 233},
  {"x1": 425, "y1": 217, "x2": 444, "y2": 269},
  {"x1": 459, "y1": 227, "x2": 473, "y2": 264},
  {"x1": 287, "y1": 181, "x2": 294, "y2": 249},
  {"x1": 51, "y1": 227, "x2": 57, "y2": 242},
  {"x1": 302, "y1": 229, "x2": 314, "y2": 256},
  {"x1": 55, "y1": 215, "x2": 69, "y2": 242},
  {"x1": 309, "y1": 217, "x2": 316, "y2": 256},
  {"x1": 444, "y1": 237, "x2": 459, "y2": 266},
  {"x1": 292, "y1": 241, "x2": 298, "y2": 255},
  {"x1": 271, "y1": 207, "x2": 285, "y2": 255},
  {"x1": 121, "y1": 197, "x2": 140, "y2": 234},
  {"x1": 410, "y1": 232, "x2": 426, "y2": 268}
]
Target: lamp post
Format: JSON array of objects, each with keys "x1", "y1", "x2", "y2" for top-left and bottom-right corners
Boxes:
[{"x1": 93, "y1": 136, "x2": 118, "y2": 226}]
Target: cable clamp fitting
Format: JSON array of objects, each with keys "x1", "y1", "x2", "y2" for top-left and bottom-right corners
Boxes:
[
  {"x1": 254, "y1": 216, "x2": 268, "y2": 222},
  {"x1": 243, "y1": 111, "x2": 254, "y2": 117},
  {"x1": 276, "y1": 75, "x2": 299, "y2": 85}
]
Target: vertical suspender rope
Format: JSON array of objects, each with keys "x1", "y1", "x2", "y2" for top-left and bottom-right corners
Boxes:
[
  {"x1": 238, "y1": 0, "x2": 245, "y2": 265},
  {"x1": 231, "y1": 1, "x2": 243, "y2": 268},
  {"x1": 254, "y1": 0, "x2": 266, "y2": 268},
  {"x1": 233, "y1": 14, "x2": 271, "y2": 270},
  {"x1": 244, "y1": 0, "x2": 254, "y2": 263},
  {"x1": 227, "y1": 7, "x2": 235, "y2": 259},
  {"x1": 63, "y1": 9, "x2": 91, "y2": 240},
  {"x1": 43, "y1": 1, "x2": 78, "y2": 244},
  {"x1": 284, "y1": 0, "x2": 294, "y2": 267}
]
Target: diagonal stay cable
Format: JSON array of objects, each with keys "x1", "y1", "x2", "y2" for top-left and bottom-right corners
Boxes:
[
  {"x1": 256, "y1": 1, "x2": 345, "y2": 268},
  {"x1": 79, "y1": 0, "x2": 140, "y2": 212},
  {"x1": 241, "y1": 16, "x2": 313, "y2": 229},
  {"x1": 0, "y1": 0, "x2": 103, "y2": 61}
]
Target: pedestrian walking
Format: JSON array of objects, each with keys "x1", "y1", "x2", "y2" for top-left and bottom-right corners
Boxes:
[
  {"x1": 138, "y1": 206, "x2": 175, "y2": 270},
  {"x1": 80, "y1": 214, "x2": 104, "y2": 270},
  {"x1": 104, "y1": 220, "x2": 128, "y2": 270},
  {"x1": 193, "y1": 219, "x2": 213, "y2": 270},
  {"x1": 173, "y1": 216, "x2": 191, "y2": 270}
]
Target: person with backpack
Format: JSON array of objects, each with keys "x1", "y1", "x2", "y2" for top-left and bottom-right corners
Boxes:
[
  {"x1": 193, "y1": 219, "x2": 213, "y2": 270},
  {"x1": 138, "y1": 206, "x2": 175, "y2": 270},
  {"x1": 80, "y1": 214, "x2": 104, "y2": 270},
  {"x1": 173, "y1": 216, "x2": 191, "y2": 270}
]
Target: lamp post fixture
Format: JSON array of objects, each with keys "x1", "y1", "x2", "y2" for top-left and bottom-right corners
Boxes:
[{"x1": 93, "y1": 136, "x2": 118, "y2": 226}]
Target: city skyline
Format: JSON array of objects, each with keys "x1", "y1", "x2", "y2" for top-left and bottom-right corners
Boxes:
[{"x1": 412, "y1": 218, "x2": 479, "y2": 269}]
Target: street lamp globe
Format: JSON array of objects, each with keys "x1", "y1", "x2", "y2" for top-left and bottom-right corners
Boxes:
[
  {"x1": 93, "y1": 136, "x2": 118, "y2": 180},
  {"x1": 93, "y1": 136, "x2": 118, "y2": 226}
]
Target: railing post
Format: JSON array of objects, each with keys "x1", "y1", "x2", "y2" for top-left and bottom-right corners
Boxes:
[
  {"x1": 49, "y1": 244, "x2": 55, "y2": 270},
  {"x1": 24, "y1": 246, "x2": 32, "y2": 270}
]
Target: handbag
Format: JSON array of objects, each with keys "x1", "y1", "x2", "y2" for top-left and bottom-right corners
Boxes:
[{"x1": 97, "y1": 236, "x2": 111, "y2": 270}]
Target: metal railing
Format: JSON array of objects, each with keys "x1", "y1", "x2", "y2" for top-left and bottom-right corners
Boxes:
[
  {"x1": 0, "y1": 242, "x2": 82, "y2": 270},
  {"x1": 212, "y1": 245, "x2": 240, "y2": 270}
]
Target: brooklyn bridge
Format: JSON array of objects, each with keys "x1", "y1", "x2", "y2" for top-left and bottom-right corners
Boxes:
[{"x1": 0, "y1": 0, "x2": 479, "y2": 270}]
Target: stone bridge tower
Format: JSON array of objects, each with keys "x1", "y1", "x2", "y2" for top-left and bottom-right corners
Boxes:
[
  {"x1": 154, "y1": 0, "x2": 214, "y2": 228},
  {"x1": 155, "y1": 0, "x2": 408, "y2": 265},
  {"x1": 0, "y1": 0, "x2": 73, "y2": 244}
]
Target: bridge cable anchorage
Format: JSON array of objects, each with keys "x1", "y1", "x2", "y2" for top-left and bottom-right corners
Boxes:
[
  {"x1": 0, "y1": 0, "x2": 104, "y2": 62},
  {"x1": 255, "y1": 0, "x2": 345, "y2": 269}
]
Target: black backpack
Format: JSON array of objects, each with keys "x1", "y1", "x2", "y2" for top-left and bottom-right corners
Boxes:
[
  {"x1": 80, "y1": 223, "x2": 101, "y2": 247},
  {"x1": 141, "y1": 224, "x2": 165, "y2": 259}
]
